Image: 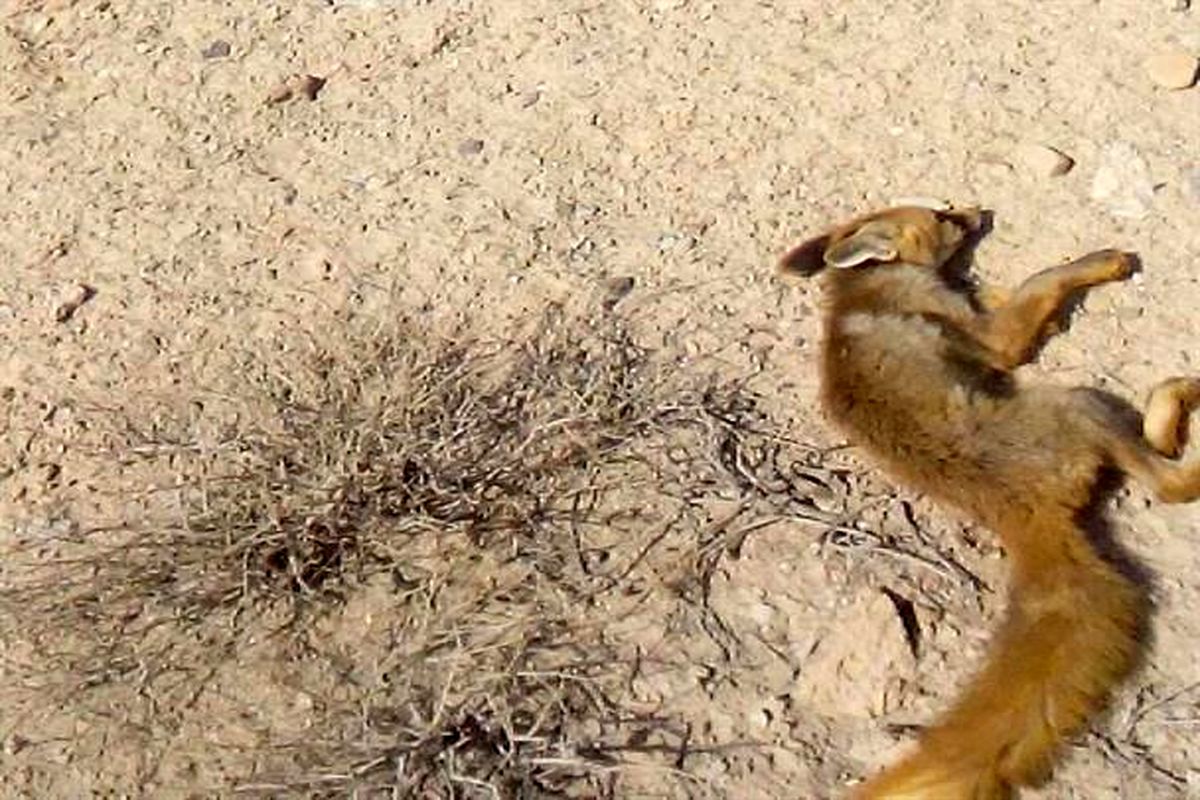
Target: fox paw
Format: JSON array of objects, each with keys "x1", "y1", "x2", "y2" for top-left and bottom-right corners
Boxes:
[{"x1": 1087, "y1": 249, "x2": 1139, "y2": 281}]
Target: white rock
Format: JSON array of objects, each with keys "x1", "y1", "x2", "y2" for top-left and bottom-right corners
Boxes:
[
  {"x1": 1184, "y1": 167, "x2": 1200, "y2": 204},
  {"x1": 976, "y1": 159, "x2": 1015, "y2": 182},
  {"x1": 1091, "y1": 142, "x2": 1156, "y2": 219},
  {"x1": 1144, "y1": 51, "x2": 1199, "y2": 90},
  {"x1": 1013, "y1": 143, "x2": 1074, "y2": 178},
  {"x1": 53, "y1": 283, "x2": 96, "y2": 323}
]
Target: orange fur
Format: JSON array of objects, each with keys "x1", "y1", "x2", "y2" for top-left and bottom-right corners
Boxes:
[{"x1": 779, "y1": 204, "x2": 1200, "y2": 799}]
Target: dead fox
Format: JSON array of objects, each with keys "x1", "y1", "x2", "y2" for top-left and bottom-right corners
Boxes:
[{"x1": 778, "y1": 203, "x2": 1200, "y2": 799}]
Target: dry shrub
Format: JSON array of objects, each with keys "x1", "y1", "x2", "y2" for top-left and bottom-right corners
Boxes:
[{"x1": 2, "y1": 304, "x2": 833, "y2": 797}]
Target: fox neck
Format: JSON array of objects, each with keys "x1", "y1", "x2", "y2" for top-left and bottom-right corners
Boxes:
[{"x1": 824, "y1": 262, "x2": 949, "y2": 318}]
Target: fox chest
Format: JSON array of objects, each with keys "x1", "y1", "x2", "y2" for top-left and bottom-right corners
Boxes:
[{"x1": 819, "y1": 312, "x2": 975, "y2": 452}]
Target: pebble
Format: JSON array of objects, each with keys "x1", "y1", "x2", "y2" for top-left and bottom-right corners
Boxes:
[
  {"x1": 1144, "y1": 50, "x2": 1198, "y2": 90},
  {"x1": 1013, "y1": 143, "x2": 1074, "y2": 178},
  {"x1": 53, "y1": 283, "x2": 96, "y2": 323},
  {"x1": 201, "y1": 39, "x2": 231, "y2": 59},
  {"x1": 976, "y1": 158, "x2": 1015, "y2": 182},
  {"x1": 1185, "y1": 167, "x2": 1200, "y2": 204},
  {"x1": 656, "y1": 230, "x2": 701, "y2": 253},
  {"x1": 4, "y1": 734, "x2": 29, "y2": 756},
  {"x1": 1091, "y1": 142, "x2": 1155, "y2": 219},
  {"x1": 457, "y1": 138, "x2": 485, "y2": 156},
  {"x1": 265, "y1": 74, "x2": 326, "y2": 104},
  {"x1": 602, "y1": 276, "x2": 635, "y2": 309}
]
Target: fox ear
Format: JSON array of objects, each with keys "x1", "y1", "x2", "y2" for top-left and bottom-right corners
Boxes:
[
  {"x1": 824, "y1": 223, "x2": 899, "y2": 268},
  {"x1": 778, "y1": 234, "x2": 832, "y2": 278}
]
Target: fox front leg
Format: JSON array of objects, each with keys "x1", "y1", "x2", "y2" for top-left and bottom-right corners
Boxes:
[{"x1": 972, "y1": 249, "x2": 1136, "y2": 369}]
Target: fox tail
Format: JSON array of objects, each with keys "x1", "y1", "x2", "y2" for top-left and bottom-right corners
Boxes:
[{"x1": 852, "y1": 516, "x2": 1148, "y2": 800}]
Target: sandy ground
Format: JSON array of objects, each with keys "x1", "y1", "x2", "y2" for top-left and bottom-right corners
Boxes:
[{"x1": 3, "y1": 0, "x2": 1200, "y2": 797}]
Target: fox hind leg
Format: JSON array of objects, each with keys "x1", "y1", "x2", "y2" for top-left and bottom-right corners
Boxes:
[
  {"x1": 1143, "y1": 377, "x2": 1200, "y2": 458},
  {"x1": 1102, "y1": 377, "x2": 1200, "y2": 503}
]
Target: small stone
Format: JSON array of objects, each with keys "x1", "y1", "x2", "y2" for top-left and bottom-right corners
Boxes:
[
  {"x1": 5, "y1": 734, "x2": 29, "y2": 756},
  {"x1": 568, "y1": 236, "x2": 595, "y2": 261},
  {"x1": 265, "y1": 74, "x2": 326, "y2": 104},
  {"x1": 40, "y1": 462, "x2": 61, "y2": 485},
  {"x1": 602, "y1": 276, "x2": 635, "y2": 309},
  {"x1": 1144, "y1": 50, "x2": 1199, "y2": 90},
  {"x1": 1184, "y1": 167, "x2": 1200, "y2": 204},
  {"x1": 53, "y1": 283, "x2": 96, "y2": 323},
  {"x1": 656, "y1": 231, "x2": 696, "y2": 253},
  {"x1": 457, "y1": 138, "x2": 484, "y2": 156},
  {"x1": 976, "y1": 158, "x2": 1015, "y2": 181},
  {"x1": 297, "y1": 75, "x2": 325, "y2": 101},
  {"x1": 1091, "y1": 142, "x2": 1156, "y2": 219},
  {"x1": 1168, "y1": 0, "x2": 1190, "y2": 11},
  {"x1": 201, "y1": 39, "x2": 231, "y2": 59},
  {"x1": 554, "y1": 198, "x2": 576, "y2": 218},
  {"x1": 1013, "y1": 143, "x2": 1074, "y2": 178}
]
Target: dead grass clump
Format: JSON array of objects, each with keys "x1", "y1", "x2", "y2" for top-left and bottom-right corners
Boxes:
[{"x1": 1, "y1": 305, "x2": 811, "y2": 795}]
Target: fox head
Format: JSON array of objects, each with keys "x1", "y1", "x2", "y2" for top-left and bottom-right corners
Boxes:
[{"x1": 779, "y1": 201, "x2": 983, "y2": 277}]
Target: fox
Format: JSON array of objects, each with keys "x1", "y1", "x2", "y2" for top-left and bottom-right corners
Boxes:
[{"x1": 777, "y1": 202, "x2": 1200, "y2": 799}]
